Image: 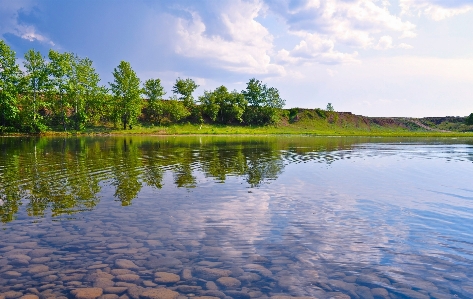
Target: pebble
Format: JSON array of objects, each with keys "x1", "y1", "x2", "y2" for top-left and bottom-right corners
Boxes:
[
  {"x1": 115, "y1": 260, "x2": 139, "y2": 270},
  {"x1": 140, "y1": 288, "x2": 179, "y2": 299},
  {"x1": 154, "y1": 272, "x2": 180, "y2": 284},
  {"x1": 216, "y1": 277, "x2": 241, "y2": 289},
  {"x1": 70, "y1": 288, "x2": 103, "y2": 299}
]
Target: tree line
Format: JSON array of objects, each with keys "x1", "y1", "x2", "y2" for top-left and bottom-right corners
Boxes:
[{"x1": 0, "y1": 40, "x2": 285, "y2": 133}]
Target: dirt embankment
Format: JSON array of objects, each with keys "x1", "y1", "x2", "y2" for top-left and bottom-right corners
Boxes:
[{"x1": 286, "y1": 108, "x2": 470, "y2": 132}]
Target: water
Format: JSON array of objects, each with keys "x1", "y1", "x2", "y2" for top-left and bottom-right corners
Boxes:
[{"x1": 0, "y1": 136, "x2": 472, "y2": 299}]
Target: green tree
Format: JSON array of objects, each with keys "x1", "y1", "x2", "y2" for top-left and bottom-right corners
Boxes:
[
  {"x1": 326, "y1": 103, "x2": 334, "y2": 112},
  {"x1": 22, "y1": 49, "x2": 49, "y2": 132},
  {"x1": 172, "y1": 77, "x2": 199, "y2": 108},
  {"x1": 143, "y1": 78, "x2": 166, "y2": 124},
  {"x1": 73, "y1": 57, "x2": 105, "y2": 130},
  {"x1": 465, "y1": 113, "x2": 473, "y2": 125},
  {"x1": 0, "y1": 41, "x2": 22, "y2": 130},
  {"x1": 242, "y1": 78, "x2": 285, "y2": 125},
  {"x1": 109, "y1": 61, "x2": 142, "y2": 130},
  {"x1": 200, "y1": 86, "x2": 247, "y2": 123},
  {"x1": 48, "y1": 50, "x2": 74, "y2": 131}
]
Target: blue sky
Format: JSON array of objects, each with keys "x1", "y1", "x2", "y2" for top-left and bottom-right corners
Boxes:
[{"x1": 1, "y1": 0, "x2": 472, "y2": 117}]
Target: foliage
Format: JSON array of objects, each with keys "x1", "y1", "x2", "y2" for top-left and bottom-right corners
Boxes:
[
  {"x1": 172, "y1": 77, "x2": 199, "y2": 108},
  {"x1": 326, "y1": 103, "x2": 334, "y2": 112},
  {"x1": 110, "y1": 61, "x2": 143, "y2": 130},
  {"x1": 0, "y1": 40, "x2": 22, "y2": 129},
  {"x1": 143, "y1": 78, "x2": 166, "y2": 124},
  {"x1": 241, "y1": 78, "x2": 285, "y2": 125},
  {"x1": 465, "y1": 113, "x2": 473, "y2": 125},
  {"x1": 199, "y1": 86, "x2": 247, "y2": 124}
]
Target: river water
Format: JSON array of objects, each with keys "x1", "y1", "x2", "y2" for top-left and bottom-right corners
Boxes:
[{"x1": 0, "y1": 136, "x2": 472, "y2": 299}]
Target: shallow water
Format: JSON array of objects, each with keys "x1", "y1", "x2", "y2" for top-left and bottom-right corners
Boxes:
[{"x1": 0, "y1": 136, "x2": 472, "y2": 299}]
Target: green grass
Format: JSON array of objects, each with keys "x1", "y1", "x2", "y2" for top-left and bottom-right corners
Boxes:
[{"x1": 9, "y1": 123, "x2": 470, "y2": 137}]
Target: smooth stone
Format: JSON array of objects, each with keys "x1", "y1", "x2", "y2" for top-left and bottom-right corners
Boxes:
[
  {"x1": 139, "y1": 288, "x2": 179, "y2": 299},
  {"x1": 103, "y1": 288, "x2": 128, "y2": 295},
  {"x1": 88, "y1": 264, "x2": 109, "y2": 270},
  {"x1": 181, "y1": 269, "x2": 192, "y2": 280},
  {"x1": 93, "y1": 278, "x2": 115, "y2": 288},
  {"x1": 116, "y1": 260, "x2": 139, "y2": 270},
  {"x1": 108, "y1": 244, "x2": 129, "y2": 250},
  {"x1": 4, "y1": 271, "x2": 22, "y2": 278},
  {"x1": 3, "y1": 291, "x2": 23, "y2": 299},
  {"x1": 143, "y1": 281, "x2": 157, "y2": 287},
  {"x1": 371, "y1": 288, "x2": 389, "y2": 299},
  {"x1": 242, "y1": 265, "x2": 271, "y2": 277},
  {"x1": 205, "y1": 282, "x2": 218, "y2": 291},
  {"x1": 99, "y1": 295, "x2": 119, "y2": 299},
  {"x1": 394, "y1": 289, "x2": 429, "y2": 299},
  {"x1": 199, "y1": 291, "x2": 225, "y2": 299},
  {"x1": 70, "y1": 288, "x2": 103, "y2": 299},
  {"x1": 154, "y1": 272, "x2": 180, "y2": 284},
  {"x1": 116, "y1": 274, "x2": 140, "y2": 282},
  {"x1": 224, "y1": 291, "x2": 250, "y2": 299},
  {"x1": 28, "y1": 265, "x2": 49, "y2": 274},
  {"x1": 30, "y1": 257, "x2": 51, "y2": 264},
  {"x1": 19, "y1": 296, "x2": 39, "y2": 299},
  {"x1": 194, "y1": 267, "x2": 231, "y2": 280},
  {"x1": 216, "y1": 277, "x2": 241, "y2": 289},
  {"x1": 110, "y1": 249, "x2": 139, "y2": 255},
  {"x1": 175, "y1": 286, "x2": 202, "y2": 293},
  {"x1": 150, "y1": 258, "x2": 182, "y2": 268},
  {"x1": 127, "y1": 285, "x2": 144, "y2": 299},
  {"x1": 194, "y1": 297, "x2": 220, "y2": 299},
  {"x1": 28, "y1": 249, "x2": 53, "y2": 258},
  {"x1": 111, "y1": 269, "x2": 133, "y2": 276}
]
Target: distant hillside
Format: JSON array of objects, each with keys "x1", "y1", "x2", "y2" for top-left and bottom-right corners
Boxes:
[{"x1": 282, "y1": 108, "x2": 472, "y2": 132}]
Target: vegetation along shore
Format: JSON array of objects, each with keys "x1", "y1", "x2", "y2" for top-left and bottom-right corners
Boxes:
[{"x1": 1, "y1": 40, "x2": 473, "y2": 136}]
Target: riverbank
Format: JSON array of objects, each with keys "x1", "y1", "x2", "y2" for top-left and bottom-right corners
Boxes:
[
  {"x1": 2, "y1": 109, "x2": 472, "y2": 137},
  {"x1": 3, "y1": 123, "x2": 473, "y2": 137}
]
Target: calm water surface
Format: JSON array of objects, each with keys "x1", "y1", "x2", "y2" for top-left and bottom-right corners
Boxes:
[{"x1": 0, "y1": 136, "x2": 472, "y2": 299}]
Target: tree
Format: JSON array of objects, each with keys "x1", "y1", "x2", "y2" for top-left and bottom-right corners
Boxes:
[
  {"x1": 22, "y1": 49, "x2": 49, "y2": 131},
  {"x1": 109, "y1": 61, "x2": 142, "y2": 130},
  {"x1": 465, "y1": 113, "x2": 473, "y2": 125},
  {"x1": 199, "y1": 86, "x2": 247, "y2": 123},
  {"x1": 241, "y1": 78, "x2": 285, "y2": 125},
  {"x1": 48, "y1": 50, "x2": 74, "y2": 131},
  {"x1": 326, "y1": 103, "x2": 334, "y2": 112},
  {"x1": 143, "y1": 78, "x2": 166, "y2": 124},
  {"x1": 172, "y1": 77, "x2": 199, "y2": 108},
  {"x1": 0, "y1": 41, "x2": 22, "y2": 129},
  {"x1": 73, "y1": 56, "x2": 105, "y2": 130}
]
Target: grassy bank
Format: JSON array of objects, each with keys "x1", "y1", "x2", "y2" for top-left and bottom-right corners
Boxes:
[
  {"x1": 4, "y1": 123, "x2": 472, "y2": 137},
  {"x1": 2, "y1": 109, "x2": 473, "y2": 137}
]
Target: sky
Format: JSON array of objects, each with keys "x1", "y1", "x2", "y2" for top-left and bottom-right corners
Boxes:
[{"x1": 1, "y1": 0, "x2": 472, "y2": 117}]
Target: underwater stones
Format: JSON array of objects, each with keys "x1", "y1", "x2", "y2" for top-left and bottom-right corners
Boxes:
[
  {"x1": 70, "y1": 288, "x2": 103, "y2": 299},
  {"x1": 108, "y1": 244, "x2": 129, "y2": 250},
  {"x1": 242, "y1": 265, "x2": 272, "y2": 277},
  {"x1": 175, "y1": 286, "x2": 202, "y2": 294},
  {"x1": 116, "y1": 260, "x2": 139, "y2": 270},
  {"x1": 99, "y1": 295, "x2": 119, "y2": 299},
  {"x1": 143, "y1": 281, "x2": 157, "y2": 287},
  {"x1": 30, "y1": 257, "x2": 51, "y2": 264},
  {"x1": 154, "y1": 272, "x2": 180, "y2": 284},
  {"x1": 150, "y1": 258, "x2": 182, "y2": 269},
  {"x1": 216, "y1": 277, "x2": 241, "y2": 289},
  {"x1": 139, "y1": 288, "x2": 179, "y2": 299},
  {"x1": 116, "y1": 274, "x2": 140, "y2": 283},
  {"x1": 93, "y1": 278, "x2": 115, "y2": 288},
  {"x1": 181, "y1": 269, "x2": 192, "y2": 280},
  {"x1": 28, "y1": 249, "x2": 53, "y2": 258},
  {"x1": 3, "y1": 271, "x2": 21, "y2": 278},
  {"x1": 103, "y1": 287, "x2": 128, "y2": 295},
  {"x1": 19, "y1": 295, "x2": 39, "y2": 299},
  {"x1": 27, "y1": 265, "x2": 49, "y2": 275},
  {"x1": 205, "y1": 282, "x2": 218, "y2": 290},
  {"x1": 126, "y1": 285, "x2": 144, "y2": 299},
  {"x1": 7, "y1": 254, "x2": 31, "y2": 266},
  {"x1": 2, "y1": 291, "x2": 23, "y2": 299},
  {"x1": 224, "y1": 290, "x2": 250, "y2": 299},
  {"x1": 370, "y1": 288, "x2": 389, "y2": 299},
  {"x1": 194, "y1": 267, "x2": 231, "y2": 281}
]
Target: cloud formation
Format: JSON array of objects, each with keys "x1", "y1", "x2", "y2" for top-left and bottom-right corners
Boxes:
[
  {"x1": 400, "y1": 0, "x2": 473, "y2": 20},
  {"x1": 0, "y1": 0, "x2": 54, "y2": 45}
]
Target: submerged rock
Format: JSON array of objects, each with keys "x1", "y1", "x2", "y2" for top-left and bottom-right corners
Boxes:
[
  {"x1": 70, "y1": 288, "x2": 103, "y2": 299},
  {"x1": 154, "y1": 272, "x2": 180, "y2": 284},
  {"x1": 139, "y1": 288, "x2": 179, "y2": 299}
]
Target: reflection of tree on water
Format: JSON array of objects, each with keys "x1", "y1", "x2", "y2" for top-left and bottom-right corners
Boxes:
[{"x1": 0, "y1": 136, "x2": 364, "y2": 222}]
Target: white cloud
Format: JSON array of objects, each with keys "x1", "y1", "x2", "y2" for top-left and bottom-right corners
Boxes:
[
  {"x1": 266, "y1": 0, "x2": 416, "y2": 65},
  {"x1": 173, "y1": 0, "x2": 284, "y2": 76},
  {"x1": 0, "y1": 0, "x2": 54, "y2": 45},
  {"x1": 398, "y1": 42, "x2": 413, "y2": 49},
  {"x1": 400, "y1": 0, "x2": 473, "y2": 20},
  {"x1": 375, "y1": 35, "x2": 393, "y2": 50}
]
